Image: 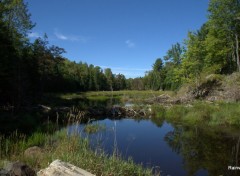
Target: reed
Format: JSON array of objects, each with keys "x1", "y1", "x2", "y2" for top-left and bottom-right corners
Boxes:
[{"x1": 153, "y1": 101, "x2": 240, "y2": 127}]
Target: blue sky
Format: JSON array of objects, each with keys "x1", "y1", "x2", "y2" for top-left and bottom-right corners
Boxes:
[{"x1": 26, "y1": 0, "x2": 209, "y2": 78}]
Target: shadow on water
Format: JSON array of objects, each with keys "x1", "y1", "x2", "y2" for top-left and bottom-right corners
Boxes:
[
  {"x1": 0, "y1": 94, "x2": 121, "y2": 135},
  {"x1": 68, "y1": 118, "x2": 240, "y2": 176},
  {"x1": 0, "y1": 111, "x2": 47, "y2": 135}
]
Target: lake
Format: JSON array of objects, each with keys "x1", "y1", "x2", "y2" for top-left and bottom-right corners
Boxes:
[{"x1": 68, "y1": 118, "x2": 240, "y2": 176}]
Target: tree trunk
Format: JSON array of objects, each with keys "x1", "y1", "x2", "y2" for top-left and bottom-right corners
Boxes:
[{"x1": 235, "y1": 33, "x2": 240, "y2": 72}]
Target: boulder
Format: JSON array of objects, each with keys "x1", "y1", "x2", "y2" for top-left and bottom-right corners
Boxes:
[
  {"x1": 4, "y1": 162, "x2": 36, "y2": 176},
  {"x1": 24, "y1": 146, "x2": 42, "y2": 159},
  {"x1": 0, "y1": 169, "x2": 9, "y2": 176},
  {"x1": 37, "y1": 160, "x2": 95, "y2": 176}
]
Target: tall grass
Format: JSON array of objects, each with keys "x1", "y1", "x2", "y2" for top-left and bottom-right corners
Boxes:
[
  {"x1": 153, "y1": 101, "x2": 240, "y2": 127},
  {"x1": 0, "y1": 130, "x2": 152, "y2": 175},
  {"x1": 54, "y1": 90, "x2": 174, "y2": 104}
]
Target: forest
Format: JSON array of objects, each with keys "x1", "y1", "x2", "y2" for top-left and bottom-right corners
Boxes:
[
  {"x1": 0, "y1": 0, "x2": 240, "y2": 107},
  {"x1": 1, "y1": 1, "x2": 240, "y2": 175}
]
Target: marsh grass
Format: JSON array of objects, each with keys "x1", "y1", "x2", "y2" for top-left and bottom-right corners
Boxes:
[
  {"x1": 209, "y1": 103, "x2": 240, "y2": 126},
  {"x1": 165, "y1": 105, "x2": 189, "y2": 121},
  {"x1": 153, "y1": 101, "x2": 240, "y2": 127},
  {"x1": 52, "y1": 90, "x2": 174, "y2": 104}
]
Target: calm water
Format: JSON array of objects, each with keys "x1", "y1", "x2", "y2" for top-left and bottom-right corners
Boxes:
[{"x1": 68, "y1": 118, "x2": 240, "y2": 176}]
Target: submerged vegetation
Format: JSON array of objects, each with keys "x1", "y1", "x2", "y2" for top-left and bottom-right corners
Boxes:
[{"x1": 84, "y1": 123, "x2": 106, "y2": 134}]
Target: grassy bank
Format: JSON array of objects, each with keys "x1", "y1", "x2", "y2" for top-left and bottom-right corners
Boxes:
[
  {"x1": 152, "y1": 101, "x2": 240, "y2": 127},
  {"x1": 45, "y1": 90, "x2": 240, "y2": 127},
  {"x1": 0, "y1": 130, "x2": 152, "y2": 176},
  {"x1": 50, "y1": 90, "x2": 174, "y2": 104},
  {"x1": 61, "y1": 91, "x2": 240, "y2": 127}
]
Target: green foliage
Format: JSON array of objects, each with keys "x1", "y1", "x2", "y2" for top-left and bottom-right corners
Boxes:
[
  {"x1": 154, "y1": 102, "x2": 240, "y2": 127},
  {"x1": 165, "y1": 105, "x2": 189, "y2": 121},
  {"x1": 164, "y1": 42, "x2": 184, "y2": 66},
  {"x1": 153, "y1": 58, "x2": 163, "y2": 72},
  {"x1": 210, "y1": 103, "x2": 240, "y2": 126},
  {"x1": 183, "y1": 102, "x2": 218, "y2": 124},
  {"x1": 1, "y1": 0, "x2": 34, "y2": 36},
  {"x1": 126, "y1": 77, "x2": 145, "y2": 90},
  {"x1": 151, "y1": 105, "x2": 165, "y2": 118}
]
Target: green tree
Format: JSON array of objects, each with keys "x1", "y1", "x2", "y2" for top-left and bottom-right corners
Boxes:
[
  {"x1": 164, "y1": 43, "x2": 184, "y2": 66},
  {"x1": 1, "y1": 0, "x2": 34, "y2": 38},
  {"x1": 153, "y1": 58, "x2": 163, "y2": 72},
  {"x1": 114, "y1": 74, "x2": 126, "y2": 90},
  {"x1": 104, "y1": 68, "x2": 114, "y2": 91},
  {"x1": 180, "y1": 24, "x2": 209, "y2": 83},
  {"x1": 207, "y1": 0, "x2": 240, "y2": 72},
  {"x1": 144, "y1": 58, "x2": 164, "y2": 90},
  {"x1": 162, "y1": 43, "x2": 185, "y2": 90},
  {"x1": 0, "y1": 0, "x2": 35, "y2": 106},
  {"x1": 127, "y1": 77, "x2": 144, "y2": 90}
]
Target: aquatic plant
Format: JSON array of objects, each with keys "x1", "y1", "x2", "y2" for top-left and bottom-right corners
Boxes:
[{"x1": 84, "y1": 123, "x2": 106, "y2": 134}]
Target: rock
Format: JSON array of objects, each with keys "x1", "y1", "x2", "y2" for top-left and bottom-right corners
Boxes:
[
  {"x1": 0, "y1": 169, "x2": 9, "y2": 176},
  {"x1": 4, "y1": 162, "x2": 36, "y2": 176},
  {"x1": 24, "y1": 146, "x2": 42, "y2": 159},
  {"x1": 37, "y1": 160, "x2": 95, "y2": 176}
]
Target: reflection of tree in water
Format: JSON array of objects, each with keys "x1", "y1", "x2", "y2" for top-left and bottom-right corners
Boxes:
[
  {"x1": 151, "y1": 116, "x2": 165, "y2": 128},
  {"x1": 165, "y1": 126, "x2": 183, "y2": 154},
  {"x1": 164, "y1": 124, "x2": 240, "y2": 176}
]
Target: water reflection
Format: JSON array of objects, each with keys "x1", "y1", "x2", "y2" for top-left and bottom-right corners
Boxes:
[
  {"x1": 165, "y1": 124, "x2": 240, "y2": 176},
  {"x1": 68, "y1": 118, "x2": 240, "y2": 176}
]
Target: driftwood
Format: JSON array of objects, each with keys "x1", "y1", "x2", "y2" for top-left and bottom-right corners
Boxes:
[
  {"x1": 110, "y1": 104, "x2": 151, "y2": 117},
  {"x1": 37, "y1": 160, "x2": 95, "y2": 176}
]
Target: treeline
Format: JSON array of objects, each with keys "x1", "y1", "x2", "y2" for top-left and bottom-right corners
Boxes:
[
  {"x1": 132, "y1": 0, "x2": 240, "y2": 91},
  {"x1": 0, "y1": 0, "x2": 127, "y2": 107},
  {"x1": 1, "y1": 0, "x2": 240, "y2": 107}
]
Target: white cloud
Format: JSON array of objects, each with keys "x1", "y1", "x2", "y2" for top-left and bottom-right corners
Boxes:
[
  {"x1": 101, "y1": 66, "x2": 149, "y2": 71},
  {"x1": 28, "y1": 32, "x2": 40, "y2": 38},
  {"x1": 125, "y1": 40, "x2": 135, "y2": 48},
  {"x1": 54, "y1": 30, "x2": 87, "y2": 42},
  {"x1": 100, "y1": 65, "x2": 150, "y2": 78},
  {"x1": 55, "y1": 32, "x2": 68, "y2": 40}
]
